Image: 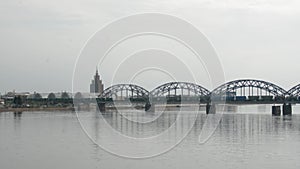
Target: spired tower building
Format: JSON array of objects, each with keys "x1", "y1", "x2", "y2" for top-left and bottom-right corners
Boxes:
[{"x1": 90, "y1": 69, "x2": 104, "y2": 94}]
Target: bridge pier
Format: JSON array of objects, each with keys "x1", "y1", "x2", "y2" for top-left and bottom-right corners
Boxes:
[
  {"x1": 98, "y1": 102, "x2": 106, "y2": 112},
  {"x1": 206, "y1": 103, "x2": 216, "y2": 114},
  {"x1": 283, "y1": 103, "x2": 292, "y2": 116},
  {"x1": 272, "y1": 106, "x2": 281, "y2": 116},
  {"x1": 145, "y1": 102, "x2": 155, "y2": 112}
]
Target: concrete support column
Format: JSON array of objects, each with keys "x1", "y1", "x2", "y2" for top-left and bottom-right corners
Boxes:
[
  {"x1": 283, "y1": 103, "x2": 292, "y2": 116},
  {"x1": 206, "y1": 103, "x2": 216, "y2": 114},
  {"x1": 272, "y1": 106, "x2": 281, "y2": 116},
  {"x1": 145, "y1": 103, "x2": 155, "y2": 112},
  {"x1": 98, "y1": 102, "x2": 106, "y2": 112}
]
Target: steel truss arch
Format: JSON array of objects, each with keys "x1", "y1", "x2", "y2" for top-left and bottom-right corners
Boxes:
[
  {"x1": 288, "y1": 84, "x2": 300, "y2": 97},
  {"x1": 212, "y1": 79, "x2": 287, "y2": 96},
  {"x1": 150, "y1": 82, "x2": 210, "y2": 97},
  {"x1": 99, "y1": 84, "x2": 149, "y2": 100}
]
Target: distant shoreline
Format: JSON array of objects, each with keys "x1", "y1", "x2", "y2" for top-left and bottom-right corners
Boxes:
[{"x1": 0, "y1": 107, "x2": 75, "y2": 113}]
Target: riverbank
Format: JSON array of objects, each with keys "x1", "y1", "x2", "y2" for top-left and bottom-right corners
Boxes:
[{"x1": 0, "y1": 107, "x2": 75, "y2": 113}]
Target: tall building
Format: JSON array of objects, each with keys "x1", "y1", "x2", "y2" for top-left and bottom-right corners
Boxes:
[{"x1": 90, "y1": 69, "x2": 104, "y2": 93}]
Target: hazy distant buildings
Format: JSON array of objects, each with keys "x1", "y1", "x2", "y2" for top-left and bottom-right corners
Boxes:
[
  {"x1": 2, "y1": 91, "x2": 30, "y2": 100},
  {"x1": 90, "y1": 69, "x2": 104, "y2": 94}
]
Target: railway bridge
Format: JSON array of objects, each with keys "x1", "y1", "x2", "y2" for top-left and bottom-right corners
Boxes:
[{"x1": 97, "y1": 79, "x2": 300, "y2": 116}]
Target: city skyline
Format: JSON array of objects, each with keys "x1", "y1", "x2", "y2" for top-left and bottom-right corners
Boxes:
[{"x1": 1, "y1": 0, "x2": 300, "y2": 93}]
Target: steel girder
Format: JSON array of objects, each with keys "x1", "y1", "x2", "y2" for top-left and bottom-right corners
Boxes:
[
  {"x1": 99, "y1": 84, "x2": 149, "y2": 99},
  {"x1": 288, "y1": 84, "x2": 300, "y2": 97},
  {"x1": 150, "y1": 82, "x2": 210, "y2": 97},
  {"x1": 212, "y1": 79, "x2": 287, "y2": 96}
]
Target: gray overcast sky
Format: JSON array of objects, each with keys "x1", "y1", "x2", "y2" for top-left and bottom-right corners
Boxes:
[{"x1": 0, "y1": 0, "x2": 300, "y2": 93}]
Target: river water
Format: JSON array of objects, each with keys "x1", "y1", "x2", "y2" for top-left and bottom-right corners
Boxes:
[{"x1": 1, "y1": 105, "x2": 300, "y2": 169}]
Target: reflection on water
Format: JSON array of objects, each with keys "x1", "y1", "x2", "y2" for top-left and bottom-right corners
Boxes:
[
  {"x1": 13, "y1": 112, "x2": 22, "y2": 119},
  {"x1": 0, "y1": 109, "x2": 300, "y2": 169}
]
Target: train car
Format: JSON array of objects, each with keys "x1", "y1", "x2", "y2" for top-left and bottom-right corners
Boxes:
[
  {"x1": 166, "y1": 95, "x2": 181, "y2": 104},
  {"x1": 225, "y1": 96, "x2": 235, "y2": 101},
  {"x1": 248, "y1": 96, "x2": 259, "y2": 101},
  {"x1": 274, "y1": 96, "x2": 285, "y2": 102},
  {"x1": 150, "y1": 96, "x2": 166, "y2": 102},
  {"x1": 129, "y1": 97, "x2": 146, "y2": 102},
  {"x1": 260, "y1": 96, "x2": 273, "y2": 101},
  {"x1": 235, "y1": 96, "x2": 247, "y2": 101}
]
